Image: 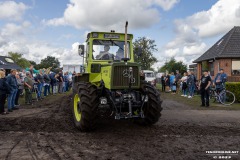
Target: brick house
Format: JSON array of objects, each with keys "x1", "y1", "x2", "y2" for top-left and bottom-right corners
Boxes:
[{"x1": 193, "y1": 26, "x2": 240, "y2": 82}]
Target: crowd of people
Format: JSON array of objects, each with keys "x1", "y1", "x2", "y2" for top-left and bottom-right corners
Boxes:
[
  {"x1": 0, "y1": 65, "x2": 75, "y2": 115},
  {"x1": 160, "y1": 69, "x2": 227, "y2": 107}
]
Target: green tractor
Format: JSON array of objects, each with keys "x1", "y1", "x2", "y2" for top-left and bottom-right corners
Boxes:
[{"x1": 72, "y1": 22, "x2": 162, "y2": 131}]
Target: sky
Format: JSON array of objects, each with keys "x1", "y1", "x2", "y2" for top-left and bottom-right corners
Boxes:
[{"x1": 0, "y1": 0, "x2": 240, "y2": 70}]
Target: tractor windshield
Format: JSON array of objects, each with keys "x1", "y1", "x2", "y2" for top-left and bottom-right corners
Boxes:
[
  {"x1": 92, "y1": 40, "x2": 130, "y2": 60},
  {"x1": 145, "y1": 72, "x2": 155, "y2": 77}
]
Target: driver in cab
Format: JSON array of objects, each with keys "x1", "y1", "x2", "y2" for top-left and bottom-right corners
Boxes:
[{"x1": 96, "y1": 45, "x2": 113, "y2": 60}]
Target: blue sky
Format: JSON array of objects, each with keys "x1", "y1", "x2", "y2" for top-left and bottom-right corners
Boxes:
[{"x1": 0, "y1": 0, "x2": 240, "y2": 69}]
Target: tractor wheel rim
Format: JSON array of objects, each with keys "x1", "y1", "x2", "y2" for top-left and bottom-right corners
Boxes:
[{"x1": 74, "y1": 94, "x2": 81, "y2": 122}]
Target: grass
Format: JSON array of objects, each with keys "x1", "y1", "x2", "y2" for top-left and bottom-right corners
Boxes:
[
  {"x1": 17, "y1": 84, "x2": 239, "y2": 111},
  {"x1": 156, "y1": 83, "x2": 240, "y2": 110},
  {"x1": 18, "y1": 90, "x2": 72, "y2": 107}
]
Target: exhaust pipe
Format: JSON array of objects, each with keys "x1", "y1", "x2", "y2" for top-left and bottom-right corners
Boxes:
[{"x1": 124, "y1": 21, "x2": 128, "y2": 58}]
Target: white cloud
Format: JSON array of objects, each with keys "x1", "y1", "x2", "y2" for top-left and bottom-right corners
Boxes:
[
  {"x1": 0, "y1": 41, "x2": 29, "y2": 55},
  {"x1": 2, "y1": 23, "x2": 24, "y2": 36},
  {"x1": 154, "y1": 0, "x2": 180, "y2": 11},
  {"x1": 159, "y1": 0, "x2": 240, "y2": 68},
  {"x1": 183, "y1": 42, "x2": 207, "y2": 55},
  {"x1": 44, "y1": 0, "x2": 179, "y2": 31},
  {"x1": 164, "y1": 48, "x2": 179, "y2": 57},
  {"x1": 0, "y1": 41, "x2": 83, "y2": 66},
  {"x1": 0, "y1": 1, "x2": 29, "y2": 21},
  {"x1": 182, "y1": 0, "x2": 240, "y2": 38}
]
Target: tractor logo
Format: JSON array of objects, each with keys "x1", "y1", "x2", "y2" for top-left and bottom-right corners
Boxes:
[
  {"x1": 123, "y1": 67, "x2": 135, "y2": 83},
  {"x1": 123, "y1": 69, "x2": 129, "y2": 77}
]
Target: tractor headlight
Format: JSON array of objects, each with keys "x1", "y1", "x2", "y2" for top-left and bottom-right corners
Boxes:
[{"x1": 100, "y1": 97, "x2": 107, "y2": 104}]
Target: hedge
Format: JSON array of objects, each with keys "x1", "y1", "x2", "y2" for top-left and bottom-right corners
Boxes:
[{"x1": 225, "y1": 82, "x2": 240, "y2": 103}]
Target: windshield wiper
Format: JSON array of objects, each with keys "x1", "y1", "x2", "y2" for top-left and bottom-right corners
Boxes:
[{"x1": 110, "y1": 39, "x2": 124, "y2": 51}]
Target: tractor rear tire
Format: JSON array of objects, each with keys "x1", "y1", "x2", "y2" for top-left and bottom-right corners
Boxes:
[
  {"x1": 72, "y1": 82, "x2": 99, "y2": 131},
  {"x1": 141, "y1": 81, "x2": 162, "y2": 125}
]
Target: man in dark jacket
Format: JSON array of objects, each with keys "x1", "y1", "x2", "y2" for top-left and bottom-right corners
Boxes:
[
  {"x1": 175, "y1": 70, "x2": 181, "y2": 94},
  {"x1": 6, "y1": 69, "x2": 19, "y2": 112},
  {"x1": 0, "y1": 70, "x2": 10, "y2": 114},
  {"x1": 35, "y1": 69, "x2": 44, "y2": 99},
  {"x1": 213, "y1": 69, "x2": 227, "y2": 91},
  {"x1": 49, "y1": 72, "x2": 56, "y2": 94},
  {"x1": 43, "y1": 72, "x2": 51, "y2": 96},
  {"x1": 24, "y1": 72, "x2": 33, "y2": 105},
  {"x1": 58, "y1": 70, "x2": 64, "y2": 93},
  {"x1": 187, "y1": 71, "x2": 195, "y2": 98},
  {"x1": 198, "y1": 70, "x2": 211, "y2": 107}
]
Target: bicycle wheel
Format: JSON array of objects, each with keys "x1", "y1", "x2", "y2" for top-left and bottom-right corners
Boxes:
[
  {"x1": 219, "y1": 90, "x2": 235, "y2": 105},
  {"x1": 209, "y1": 90, "x2": 219, "y2": 103},
  {"x1": 209, "y1": 96, "x2": 218, "y2": 103}
]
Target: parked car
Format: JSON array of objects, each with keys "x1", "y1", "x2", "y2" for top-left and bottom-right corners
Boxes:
[{"x1": 142, "y1": 70, "x2": 156, "y2": 86}]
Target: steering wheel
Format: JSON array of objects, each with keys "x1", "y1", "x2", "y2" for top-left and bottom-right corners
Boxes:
[
  {"x1": 97, "y1": 53, "x2": 113, "y2": 60},
  {"x1": 114, "y1": 55, "x2": 122, "y2": 60}
]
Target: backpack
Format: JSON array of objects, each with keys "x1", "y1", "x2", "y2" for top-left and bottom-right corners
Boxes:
[{"x1": 182, "y1": 82, "x2": 187, "y2": 89}]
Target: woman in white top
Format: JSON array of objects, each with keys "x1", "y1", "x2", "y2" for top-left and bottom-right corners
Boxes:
[{"x1": 181, "y1": 72, "x2": 188, "y2": 97}]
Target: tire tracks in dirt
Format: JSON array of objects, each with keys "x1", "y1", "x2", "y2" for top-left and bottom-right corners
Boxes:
[{"x1": 4, "y1": 139, "x2": 21, "y2": 160}]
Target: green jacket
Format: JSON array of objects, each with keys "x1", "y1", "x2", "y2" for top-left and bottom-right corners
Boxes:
[{"x1": 24, "y1": 76, "x2": 33, "y2": 89}]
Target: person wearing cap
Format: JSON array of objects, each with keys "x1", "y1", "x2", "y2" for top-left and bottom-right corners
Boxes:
[
  {"x1": 213, "y1": 69, "x2": 227, "y2": 91},
  {"x1": 24, "y1": 71, "x2": 33, "y2": 105},
  {"x1": 198, "y1": 70, "x2": 211, "y2": 107},
  {"x1": 6, "y1": 69, "x2": 19, "y2": 112}
]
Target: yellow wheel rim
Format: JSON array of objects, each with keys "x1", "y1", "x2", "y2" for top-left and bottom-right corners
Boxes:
[{"x1": 74, "y1": 94, "x2": 81, "y2": 122}]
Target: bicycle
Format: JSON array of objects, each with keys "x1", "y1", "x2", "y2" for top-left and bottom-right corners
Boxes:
[{"x1": 209, "y1": 87, "x2": 235, "y2": 106}]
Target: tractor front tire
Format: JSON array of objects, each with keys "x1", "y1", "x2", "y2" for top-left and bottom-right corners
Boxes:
[
  {"x1": 141, "y1": 82, "x2": 162, "y2": 125},
  {"x1": 72, "y1": 82, "x2": 99, "y2": 131}
]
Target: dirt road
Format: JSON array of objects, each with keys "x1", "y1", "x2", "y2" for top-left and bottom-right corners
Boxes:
[{"x1": 0, "y1": 94, "x2": 239, "y2": 160}]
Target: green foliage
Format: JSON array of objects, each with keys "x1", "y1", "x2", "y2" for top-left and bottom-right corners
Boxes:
[
  {"x1": 29, "y1": 60, "x2": 37, "y2": 66},
  {"x1": 202, "y1": 61, "x2": 208, "y2": 71},
  {"x1": 8, "y1": 52, "x2": 31, "y2": 69},
  {"x1": 38, "y1": 56, "x2": 60, "y2": 69},
  {"x1": 133, "y1": 37, "x2": 158, "y2": 70},
  {"x1": 159, "y1": 57, "x2": 187, "y2": 74},
  {"x1": 29, "y1": 60, "x2": 39, "y2": 69},
  {"x1": 226, "y1": 82, "x2": 240, "y2": 102}
]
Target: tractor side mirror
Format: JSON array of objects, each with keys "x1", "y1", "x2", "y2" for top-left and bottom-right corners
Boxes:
[
  {"x1": 78, "y1": 45, "x2": 85, "y2": 56},
  {"x1": 135, "y1": 47, "x2": 142, "y2": 57}
]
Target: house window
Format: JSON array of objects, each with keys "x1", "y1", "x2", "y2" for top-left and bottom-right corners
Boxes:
[
  {"x1": 232, "y1": 60, "x2": 240, "y2": 75},
  {"x1": 210, "y1": 62, "x2": 214, "y2": 76}
]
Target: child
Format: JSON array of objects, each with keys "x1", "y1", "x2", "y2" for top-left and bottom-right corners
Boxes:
[{"x1": 172, "y1": 78, "x2": 177, "y2": 94}]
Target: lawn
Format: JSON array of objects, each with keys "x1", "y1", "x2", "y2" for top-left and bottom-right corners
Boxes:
[
  {"x1": 156, "y1": 83, "x2": 240, "y2": 110},
  {"x1": 17, "y1": 90, "x2": 72, "y2": 107}
]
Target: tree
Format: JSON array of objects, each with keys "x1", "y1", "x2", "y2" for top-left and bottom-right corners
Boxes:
[
  {"x1": 8, "y1": 52, "x2": 31, "y2": 69},
  {"x1": 159, "y1": 57, "x2": 187, "y2": 74},
  {"x1": 133, "y1": 37, "x2": 158, "y2": 70},
  {"x1": 29, "y1": 60, "x2": 40, "y2": 69},
  {"x1": 29, "y1": 60, "x2": 37, "y2": 66},
  {"x1": 38, "y1": 56, "x2": 60, "y2": 69}
]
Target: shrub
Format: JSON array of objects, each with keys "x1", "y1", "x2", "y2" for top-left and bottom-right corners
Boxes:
[{"x1": 225, "y1": 82, "x2": 240, "y2": 102}]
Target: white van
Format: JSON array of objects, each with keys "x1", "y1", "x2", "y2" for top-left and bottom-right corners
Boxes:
[{"x1": 142, "y1": 70, "x2": 156, "y2": 86}]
